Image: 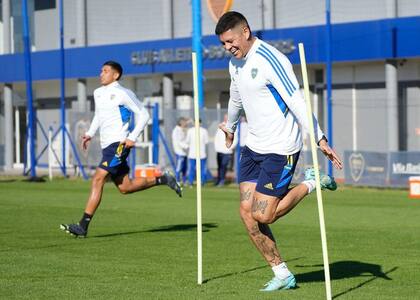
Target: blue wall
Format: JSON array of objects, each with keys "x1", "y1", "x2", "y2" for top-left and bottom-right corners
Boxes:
[{"x1": 0, "y1": 16, "x2": 419, "y2": 83}]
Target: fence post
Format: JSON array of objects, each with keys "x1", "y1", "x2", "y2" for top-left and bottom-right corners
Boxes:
[{"x1": 152, "y1": 103, "x2": 159, "y2": 165}]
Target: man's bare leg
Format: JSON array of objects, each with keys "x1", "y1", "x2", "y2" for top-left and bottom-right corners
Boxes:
[
  {"x1": 60, "y1": 167, "x2": 109, "y2": 237},
  {"x1": 113, "y1": 171, "x2": 182, "y2": 197},
  {"x1": 239, "y1": 182, "x2": 296, "y2": 291},
  {"x1": 113, "y1": 174, "x2": 157, "y2": 194},
  {"x1": 239, "y1": 182, "x2": 282, "y2": 266},
  {"x1": 251, "y1": 183, "x2": 310, "y2": 224},
  {"x1": 84, "y1": 168, "x2": 110, "y2": 215}
]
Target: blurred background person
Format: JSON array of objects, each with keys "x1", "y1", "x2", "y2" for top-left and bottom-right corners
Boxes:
[
  {"x1": 172, "y1": 117, "x2": 189, "y2": 184},
  {"x1": 182, "y1": 119, "x2": 209, "y2": 186}
]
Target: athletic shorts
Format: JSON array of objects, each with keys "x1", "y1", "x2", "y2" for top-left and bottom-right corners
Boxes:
[
  {"x1": 239, "y1": 146, "x2": 300, "y2": 197},
  {"x1": 98, "y1": 142, "x2": 130, "y2": 178}
]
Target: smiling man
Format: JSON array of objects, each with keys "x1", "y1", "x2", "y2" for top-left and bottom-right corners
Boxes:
[
  {"x1": 215, "y1": 12, "x2": 343, "y2": 291},
  {"x1": 60, "y1": 61, "x2": 182, "y2": 238}
]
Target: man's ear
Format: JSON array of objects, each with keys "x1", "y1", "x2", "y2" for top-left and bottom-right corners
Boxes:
[{"x1": 243, "y1": 26, "x2": 251, "y2": 40}]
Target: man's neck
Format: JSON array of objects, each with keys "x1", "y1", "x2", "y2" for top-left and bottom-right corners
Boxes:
[
  {"x1": 103, "y1": 80, "x2": 118, "y2": 87},
  {"x1": 243, "y1": 36, "x2": 256, "y2": 57}
]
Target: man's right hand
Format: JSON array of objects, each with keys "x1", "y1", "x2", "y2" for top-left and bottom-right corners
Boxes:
[
  {"x1": 81, "y1": 135, "x2": 92, "y2": 151},
  {"x1": 219, "y1": 123, "x2": 234, "y2": 148}
]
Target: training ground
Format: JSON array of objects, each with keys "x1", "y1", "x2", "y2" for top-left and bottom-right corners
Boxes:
[{"x1": 0, "y1": 178, "x2": 418, "y2": 299}]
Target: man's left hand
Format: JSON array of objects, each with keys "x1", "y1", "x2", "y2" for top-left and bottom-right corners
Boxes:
[
  {"x1": 319, "y1": 139, "x2": 343, "y2": 170},
  {"x1": 124, "y1": 139, "x2": 136, "y2": 149}
]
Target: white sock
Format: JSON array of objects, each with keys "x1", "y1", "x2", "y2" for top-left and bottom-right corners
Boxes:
[
  {"x1": 303, "y1": 179, "x2": 316, "y2": 194},
  {"x1": 272, "y1": 262, "x2": 292, "y2": 279}
]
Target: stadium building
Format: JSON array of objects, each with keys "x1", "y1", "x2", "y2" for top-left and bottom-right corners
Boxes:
[{"x1": 0, "y1": 0, "x2": 420, "y2": 184}]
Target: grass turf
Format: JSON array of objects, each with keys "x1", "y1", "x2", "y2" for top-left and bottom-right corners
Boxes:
[{"x1": 0, "y1": 178, "x2": 419, "y2": 299}]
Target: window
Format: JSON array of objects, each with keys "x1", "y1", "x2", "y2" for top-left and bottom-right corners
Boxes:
[{"x1": 35, "y1": 0, "x2": 56, "y2": 11}]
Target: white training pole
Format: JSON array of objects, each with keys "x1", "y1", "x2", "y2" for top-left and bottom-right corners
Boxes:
[
  {"x1": 298, "y1": 43, "x2": 332, "y2": 300},
  {"x1": 15, "y1": 108, "x2": 21, "y2": 165},
  {"x1": 48, "y1": 127, "x2": 53, "y2": 181},
  {"x1": 191, "y1": 52, "x2": 203, "y2": 285}
]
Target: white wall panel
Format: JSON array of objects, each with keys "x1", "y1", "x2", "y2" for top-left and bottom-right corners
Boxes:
[
  {"x1": 173, "y1": 0, "x2": 191, "y2": 38},
  {"x1": 87, "y1": 0, "x2": 166, "y2": 46},
  {"x1": 34, "y1": 9, "x2": 58, "y2": 50},
  {"x1": 332, "y1": 0, "x2": 388, "y2": 24},
  {"x1": 275, "y1": 0, "x2": 324, "y2": 28},
  {"x1": 355, "y1": 88, "x2": 388, "y2": 151},
  {"x1": 398, "y1": 0, "x2": 420, "y2": 17}
]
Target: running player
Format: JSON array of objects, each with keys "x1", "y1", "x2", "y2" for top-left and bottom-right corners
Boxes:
[
  {"x1": 215, "y1": 12, "x2": 343, "y2": 291},
  {"x1": 60, "y1": 61, "x2": 182, "y2": 238}
]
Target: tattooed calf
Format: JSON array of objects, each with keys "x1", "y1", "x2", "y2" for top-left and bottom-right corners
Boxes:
[{"x1": 240, "y1": 189, "x2": 252, "y2": 202}]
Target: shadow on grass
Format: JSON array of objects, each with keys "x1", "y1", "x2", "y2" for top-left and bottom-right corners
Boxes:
[
  {"x1": 294, "y1": 260, "x2": 397, "y2": 299},
  {"x1": 0, "y1": 179, "x2": 17, "y2": 183},
  {"x1": 92, "y1": 223, "x2": 218, "y2": 238},
  {"x1": 203, "y1": 257, "x2": 304, "y2": 283}
]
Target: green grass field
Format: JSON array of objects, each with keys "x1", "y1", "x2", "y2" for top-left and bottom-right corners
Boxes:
[{"x1": 0, "y1": 178, "x2": 419, "y2": 299}]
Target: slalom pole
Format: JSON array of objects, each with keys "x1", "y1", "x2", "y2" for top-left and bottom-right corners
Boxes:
[
  {"x1": 298, "y1": 43, "x2": 332, "y2": 300},
  {"x1": 192, "y1": 52, "x2": 203, "y2": 285}
]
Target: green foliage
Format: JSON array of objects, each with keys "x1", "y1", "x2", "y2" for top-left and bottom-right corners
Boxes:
[{"x1": 0, "y1": 179, "x2": 419, "y2": 299}]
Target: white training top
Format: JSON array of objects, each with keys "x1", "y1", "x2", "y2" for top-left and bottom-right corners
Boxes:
[
  {"x1": 239, "y1": 120, "x2": 248, "y2": 147},
  {"x1": 226, "y1": 38, "x2": 324, "y2": 155},
  {"x1": 172, "y1": 125, "x2": 188, "y2": 156},
  {"x1": 182, "y1": 126, "x2": 209, "y2": 159},
  {"x1": 214, "y1": 126, "x2": 238, "y2": 154},
  {"x1": 86, "y1": 81, "x2": 150, "y2": 149}
]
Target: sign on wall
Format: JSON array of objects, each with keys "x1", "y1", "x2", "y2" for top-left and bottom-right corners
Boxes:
[
  {"x1": 344, "y1": 151, "x2": 420, "y2": 187},
  {"x1": 389, "y1": 152, "x2": 420, "y2": 186},
  {"x1": 344, "y1": 151, "x2": 388, "y2": 186}
]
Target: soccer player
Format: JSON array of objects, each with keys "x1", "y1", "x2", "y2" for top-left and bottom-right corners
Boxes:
[
  {"x1": 172, "y1": 117, "x2": 189, "y2": 184},
  {"x1": 60, "y1": 61, "x2": 182, "y2": 238},
  {"x1": 215, "y1": 12, "x2": 343, "y2": 291}
]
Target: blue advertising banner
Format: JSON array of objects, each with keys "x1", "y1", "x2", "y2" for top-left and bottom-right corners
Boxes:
[
  {"x1": 345, "y1": 151, "x2": 420, "y2": 187},
  {"x1": 389, "y1": 152, "x2": 420, "y2": 186},
  {"x1": 344, "y1": 151, "x2": 388, "y2": 187}
]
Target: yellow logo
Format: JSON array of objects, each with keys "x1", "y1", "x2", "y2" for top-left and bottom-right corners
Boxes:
[
  {"x1": 264, "y1": 183, "x2": 273, "y2": 190},
  {"x1": 102, "y1": 161, "x2": 108, "y2": 167},
  {"x1": 206, "y1": 0, "x2": 233, "y2": 22}
]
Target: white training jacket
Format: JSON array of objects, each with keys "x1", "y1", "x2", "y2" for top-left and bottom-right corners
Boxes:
[
  {"x1": 172, "y1": 125, "x2": 188, "y2": 156},
  {"x1": 86, "y1": 81, "x2": 150, "y2": 149},
  {"x1": 182, "y1": 126, "x2": 209, "y2": 159},
  {"x1": 225, "y1": 38, "x2": 324, "y2": 155}
]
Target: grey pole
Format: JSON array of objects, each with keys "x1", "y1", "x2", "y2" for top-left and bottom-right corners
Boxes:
[
  {"x1": 2, "y1": 0, "x2": 13, "y2": 170},
  {"x1": 2, "y1": 0, "x2": 11, "y2": 53},
  {"x1": 162, "y1": 0, "x2": 174, "y2": 110},
  {"x1": 385, "y1": 0, "x2": 398, "y2": 151},
  {"x1": 76, "y1": 0, "x2": 87, "y2": 112},
  {"x1": 163, "y1": 75, "x2": 174, "y2": 109},
  {"x1": 77, "y1": 79, "x2": 87, "y2": 112}
]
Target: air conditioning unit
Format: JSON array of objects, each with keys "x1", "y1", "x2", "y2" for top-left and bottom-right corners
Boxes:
[{"x1": 176, "y1": 95, "x2": 193, "y2": 110}]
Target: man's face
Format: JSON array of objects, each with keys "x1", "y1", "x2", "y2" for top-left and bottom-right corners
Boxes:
[
  {"x1": 218, "y1": 25, "x2": 250, "y2": 59},
  {"x1": 100, "y1": 65, "x2": 119, "y2": 86}
]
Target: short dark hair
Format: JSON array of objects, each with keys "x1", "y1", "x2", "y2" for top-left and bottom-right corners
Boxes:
[
  {"x1": 215, "y1": 11, "x2": 250, "y2": 35},
  {"x1": 103, "y1": 60, "x2": 123, "y2": 80}
]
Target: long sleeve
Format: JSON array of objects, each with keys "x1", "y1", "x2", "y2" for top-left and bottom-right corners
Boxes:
[
  {"x1": 121, "y1": 90, "x2": 150, "y2": 142},
  {"x1": 225, "y1": 67, "x2": 243, "y2": 134},
  {"x1": 86, "y1": 114, "x2": 99, "y2": 138},
  {"x1": 265, "y1": 54, "x2": 324, "y2": 142}
]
